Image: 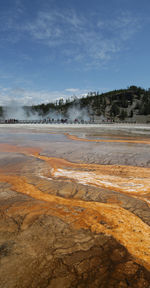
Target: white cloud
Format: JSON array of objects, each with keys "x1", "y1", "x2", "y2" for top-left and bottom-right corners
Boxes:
[
  {"x1": 0, "y1": 85, "x2": 107, "y2": 107},
  {"x1": 107, "y1": 11, "x2": 141, "y2": 41},
  {"x1": 23, "y1": 9, "x2": 141, "y2": 66},
  {"x1": 0, "y1": 86, "x2": 92, "y2": 106},
  {"x1": 0, "y1": 5, "x2": 143, "y2": 68},
  {"x1": 65, "y1": 88, "x2": 80, "y2": 93}
]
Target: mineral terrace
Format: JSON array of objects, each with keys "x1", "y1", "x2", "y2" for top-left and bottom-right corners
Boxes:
[{"x1": 0, "y1": 124, "x2": 150, "y2": 288}]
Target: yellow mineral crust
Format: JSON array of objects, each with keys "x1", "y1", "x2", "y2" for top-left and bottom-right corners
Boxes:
[
  {"x1": 0, "y1": 142, "x2": 150, "y2": 271},
  {"x1": 36, "y1": 154, "x2": 150, "y2": 205},
  {"x1": 65, "y1": 132, "x2": 150, "y2": 145},
  {"x1": 0, "y1": 142, "x2": 150, "y2": 203},
  {"x1": 0, "y1": 173, "x2": 150, "y2": 271},
  {"x1": 51, "y1": 167, "x2": 150, "y2": 204}
]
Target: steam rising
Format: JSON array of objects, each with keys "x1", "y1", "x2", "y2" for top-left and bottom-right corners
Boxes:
[
  {"x1": 67, "y1": 105, "x2": 90, "y2": 122},
  {"x1": 2, "y1": 102, "x2": 91, "y2": 123},
  {"x1": 3, "y1": 106, "x2": 40, "y2": 121}
]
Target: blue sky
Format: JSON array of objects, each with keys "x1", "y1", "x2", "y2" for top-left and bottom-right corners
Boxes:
[{"x1": 0, "y1": 0, "x2": 150, "y2": 105}]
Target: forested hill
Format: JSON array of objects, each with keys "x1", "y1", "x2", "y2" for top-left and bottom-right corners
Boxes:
[
  {"x1": 31, "y1": 86, "x2": 150, "y2": 122},
  {"x1": 1, "y1": 86, "x2": 150, "y2": 122}
]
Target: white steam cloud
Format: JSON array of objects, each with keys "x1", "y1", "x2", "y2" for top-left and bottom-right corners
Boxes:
[
  {"x1": 67, "y1": 105, "x2": 90, "y2": 122},
  {"x1": 1, "y1": 101, "x2": 92, "y2": 123},
  {"x1": 2, "y1": 101, "x2": 41, "y2": 121}
]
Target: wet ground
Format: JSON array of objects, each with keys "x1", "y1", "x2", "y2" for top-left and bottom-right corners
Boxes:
[{"x1": 0, "y1": 124, "x2": 150, "y2": 288}]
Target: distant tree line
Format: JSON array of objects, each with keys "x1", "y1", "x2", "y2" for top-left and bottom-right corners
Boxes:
[
  {"x1": 29, "y1": 85, "x2": 150, "y2": 120},
  {"x1": 1, "y1": 86, "x2": 150, "y2": 121},
  {"x1": 0, "y1": 107, "x2": 3, "y2": 117}
]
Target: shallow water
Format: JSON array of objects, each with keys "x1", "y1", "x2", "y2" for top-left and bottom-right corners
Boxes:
[{"x1": 0, "y1": 132, "x2": 68, "y2": 148}]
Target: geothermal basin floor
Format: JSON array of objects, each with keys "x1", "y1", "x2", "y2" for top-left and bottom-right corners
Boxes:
[{"x1": 0, "y1": 124, "x2": 150, "y2": 288}]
